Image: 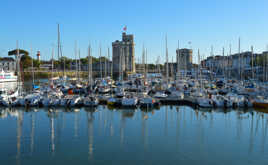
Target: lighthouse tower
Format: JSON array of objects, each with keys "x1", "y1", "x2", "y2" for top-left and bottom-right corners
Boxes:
[{"x1": 37, "y1": 51, "x2": 41, "y2": 61}]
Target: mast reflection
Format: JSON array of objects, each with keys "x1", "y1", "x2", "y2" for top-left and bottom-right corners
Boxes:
[
  {"x1": 30, "y1": 112, "x2": 35, "y2": 155},
  {"x1": 141, "y1": 111, "x2": 148, "y2": 151},
  {"x1": 16, "y1": 110, "x2": 23, "y2": 165},
  {"x1": 120, "y1": 111, "x2": 125, "y2": 148},
  {"x1": 74, "y1": 110, "x2": 79, "y2": 139},
  {"x1": 47, "y1": 109, "x2": 58, "y2": 156},
  {"x1": 176, "y1": 107, "x2": 180, "y2": 151},
  {"x1": 86, "y1": 108, "x2": 95, "y2": 160}
]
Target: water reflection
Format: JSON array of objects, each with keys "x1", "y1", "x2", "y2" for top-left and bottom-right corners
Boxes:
[
  {"x1": 16, "y1": 110, "x2": 23, "y2": 165},
  {"x1": 0, "y1": 106, "x2": 268, "y2": 164},
  {"x1": 47, "y1": 110, "x2": 58, "y2": 155},
  {"x1": 30, "y1": 112, "x2": 35, "y2": 155},
  {"x1": 86, "y1": 108, "x2": 95, "y2": 160}
]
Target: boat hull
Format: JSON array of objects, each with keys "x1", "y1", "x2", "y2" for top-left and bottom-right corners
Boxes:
[
  {"x1": 0, "y1": 78, "x2": 17, "y2": 82},
  {"x1": 253, "y1": 102, "x2": 268, "y2": 109}
]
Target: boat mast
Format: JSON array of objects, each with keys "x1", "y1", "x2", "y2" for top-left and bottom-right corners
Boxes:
[
  {"x1": 88, "y1": 44, "x2": 91, "y2": 84},
  {"x1": 145, "y1": 48, "x2": 148, "y2": 80},
  {"x1": 108, "y1": 47, "x2": 112, "y2": 78},
  {"x1": 31, "y1": 45, "x2": 34, "y2": 87},
  {"x1": 171, "y1": 56, "x2": 174, "y2": 81},
  {"x1": 263, "y1": 47, "x2": 266, "y2": 82},
  {"x1": 121, "y1": 47, "x2": 125, "y2": 81},
  {"x1": 198, "y1": 49, "x2": 200, "y2": 80},
  {"x1": 157, "y1": 56, "x2": 161, "y2": 74},
  {"x1": 119, "y1": 47, "x2": 122, "y2": 81},
  {"x1": 57, "y1": 24, "x2": 61, "y2": 77},
  {"x1": 99, "y1": 45, "x2": 102, "y2": 79},
  {"x1": 211, "y1": 45, "x2": 214, "y2": 80},
  {"x1": 78, "y1": 49, "x2": 81, "y2": 82},
  {"x1": 177, "y1": 40, "x2": 180, "y2": 80},
  {"x1": 89, "y1": 45, "x2": 93, "y2": 90},
  {"x1": 51, "y1": 47, "x2": 54, "y2": 82},
  {"x1": 251, "y1": 46, "x2": 254, "y2": 80},
  {"x1": 16, "y1": 41, "x2": 21, "y2": 95},
  {"x1": 222, "y1": 47, "x2": 225, "y2": 78},
  {"x1": 264, "y1": 45, "x2": 268, "y2": 81},
  {"x1": 165, "y1": 35, "x2": 169, "y2": 83},
  {"x1": 229, "y1": 44, "x2": 232, "y2": 79},
  {"x1": 105, "y1": 48, "x2": 107, "y2": 78},
  {"x1": 142, "y1": 45, "x2": 145, "y2": 80},
  {"x1": 238, "y1": 37, "x2": 241, "y2": 80},
  {"x1": 75, "y1": 41, "x2": 78, "y2": 82}
]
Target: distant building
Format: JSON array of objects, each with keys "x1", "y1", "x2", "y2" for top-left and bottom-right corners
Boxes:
[
  {"x1": 112, "y1": 32, "x2": 135, "y2": 76},
  {"x1": 201, "y1": 51, "x2": 266, "y2": 79},
  {"x1": 0, "y1": 57, "x2": 16, "y2": 71},
  {"x1": 40, "y1": 64, "x2": 52, "y2": 70},
  {"x1": 176, "y1": 48, "x2": 193, "y2": 71}
]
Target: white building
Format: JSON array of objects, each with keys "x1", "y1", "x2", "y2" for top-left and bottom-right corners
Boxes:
[{"x1": 0, "y1": 57, "x2": 16, "y2": 71}]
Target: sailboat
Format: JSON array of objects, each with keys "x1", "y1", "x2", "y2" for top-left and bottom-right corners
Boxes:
[
  {"x1": 84, "y1": 44, "x2": 99, "y2": 107},
  {"x1": 31, "y1": 47, "x2": 40, "y2": 90},
  {"x1": 50, "y1": 24, "x2": 63, "y2": 82}
]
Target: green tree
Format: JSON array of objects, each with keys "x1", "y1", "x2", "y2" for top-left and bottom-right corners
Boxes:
[
  {"x1": 8, "y1": 49, "x2": 29, "y2": 56},
  {"x1": 33, "y1": 59, "x2": 40, "y2": 68},
  {"x1": 20, "y1": 54, "x2": 32, "y2": 69}
]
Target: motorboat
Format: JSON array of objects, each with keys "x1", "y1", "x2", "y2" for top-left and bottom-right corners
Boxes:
[{"x1": 83, "y1": 96, "x2": 99, "y2": 107}]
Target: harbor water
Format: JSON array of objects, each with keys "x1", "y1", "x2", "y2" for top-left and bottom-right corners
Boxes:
[{"x1": 1, "y1": 106, "x2": 268, "y2": 165}]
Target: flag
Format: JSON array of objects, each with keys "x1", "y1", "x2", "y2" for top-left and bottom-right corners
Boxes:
[{"x1": 123, "y1": 26, "x2": 127, "y2": 31}]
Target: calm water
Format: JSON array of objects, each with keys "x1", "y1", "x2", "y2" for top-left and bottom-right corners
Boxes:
[{"x1": 0, "y1": 106, "x2": 268, "y2": 165}]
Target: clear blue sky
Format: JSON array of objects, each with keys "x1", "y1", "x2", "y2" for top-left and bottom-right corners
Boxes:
[{"x1": 1, "y1": 0, "x2": 268, "y2": 64}]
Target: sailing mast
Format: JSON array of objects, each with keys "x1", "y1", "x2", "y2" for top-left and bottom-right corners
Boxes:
[
  {"x1": 99, "y1": 45, "x2": 102, "y2": 79},
  {"x1": 229, "y1": 44, "x2": 232, "y2": 78},
  {"x1": 165, "y1": 35, "x2": 169, "y2": 83},
  {"x1": 78, "y1": 49, "x2": 81, "y2": 82},
  {"x1": 108, "y1": 47, "x2": 112, "y2": 78},
  {"x1": 171, "y1": 56, "x2": 174, "y2": 80},
  {"x1": 51, "y1": 47, "x2": 54, "y2": 83},
  {"x1": 198, "y1": 49, "x2": 200, "y2": 80},
  {"x1": 142, "y1": 45, "x2": 146, "y2": 80},
  {"x1": 238, "y1": 37, "x2": 241, "y2": 80},
  {"x1": 57, "y1": 24, "x2": 61, "y2": 77},
  {"x1": 16, "y1": 41, "x2": 21, "y2": 95},
  {"x1": 121, "y1": 47, "x2": 125, "y2": 81},
  {"x1": 105, "y1": 48, "x2": 107, "y2": 78},
  {"x1": 157, "y1": 56, "x2": 161, "y2": 74},
  {"x1": 88, "y1": 44, "x2": 91, "y2": 84},
  {"x1": 145, "y1": 48, "x2": 148, "y2": 80},
  {"x1": 177, "y1": 40, "x2": 180, "y2": 80},
  {"x1": 264, "y1": 45, "x2": 268, "y2": 81},
  {"x1": 251, "y1": 46, "x2": 254, "y2": 80},
  {"x1": 57, "y1": 24, "x2": 66, "y2": 79},
  {"x1": 88, "y1": 44, "x2": 93, "y2": 90},
  {"x1": 75, "y1": 41, "x2": 78, "y2": 82},
  {"x1": 222, "y1": 47, "x2": 225, "y2": 78},
  {"x1": 119, "y1": 47, "x2": 122, "y2": 81},
  {"x1": 30, "y1": 45, "x2": 34, "y2": 89},
  {"x1": 211, "y1": 45, "x2": 214, "y2": 80}
]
